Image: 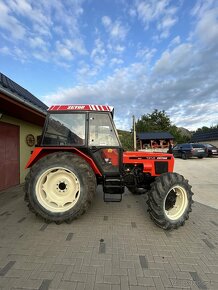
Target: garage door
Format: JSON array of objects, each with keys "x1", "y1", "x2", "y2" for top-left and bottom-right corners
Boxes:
[{"x1": 0, "y1": 122, "x2": 19, "y2": 191}]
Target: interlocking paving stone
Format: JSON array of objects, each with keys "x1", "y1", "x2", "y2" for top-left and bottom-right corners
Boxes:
[
  {"x1": 139, "y1": 256, "x2": 148, "y2": 269},
  {"x1": 66, "y1": 233, "x2": 74, "y2": 241},
  {"x1": 0, "y1": 211, "x2": 9, "y2": 216},
  {"x1": 131, "y1": 222, "x2": 137, "y2": 228},
  {"x1": 40, "y1": 223, "x2": 48, "y2": 231},
  {"x1": 189, "y1": 271, "x2": 207, "y2": 289},
  {"x1": 17, "y1": 217, "x2": 26, "y2": 223},
  {"x1": 202, "y1": 238, "x2": 215, "y2": 250},
  {"x1": 99, "y1": 241, "x2": 106, "y2": 254},
  {"x1": 38, "y1": 279, "x2": 52, "y2": 290},
  {"x1": 210, "y1": 220, "x2": 218, "y2": 226},
  {"x1": 104, "y1": 216, "x2": 108, "y2": 221},
  {"x1": 0, "y1": 261, "x2": 16, "y2": 276}
]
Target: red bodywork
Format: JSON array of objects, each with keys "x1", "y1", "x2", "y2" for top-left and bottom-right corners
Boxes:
[
  {"x1": 26, "y1": 148, "x2": 174, "y2": 177},
  {"x1": 25, "y1": 147, "x2": 102, "y2": 176},
  {"x1": 123, "y1": 151, "x2": 174, "y2": 175}
]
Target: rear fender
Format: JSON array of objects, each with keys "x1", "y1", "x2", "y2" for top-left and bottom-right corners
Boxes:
[{"x1": 25, "y1": 147, "x2": 102, "y2": 176}]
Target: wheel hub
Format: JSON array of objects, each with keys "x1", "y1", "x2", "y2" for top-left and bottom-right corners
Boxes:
[
  {"x1": 164, "y1": 185, "x2": 188, "y2": 220},
  {"x1": 36, "y1": 167, "x2": 81, "y2": 213},
  {"x1": 57, "y1": 181, "x2": 67, "y2": 192}
]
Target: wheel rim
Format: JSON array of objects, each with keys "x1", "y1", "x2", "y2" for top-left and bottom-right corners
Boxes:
[
  {"x1": 35, "y1": 167, "x2": 80, "y2": 213},
  {"x1": 164, "y1": 185, "x2": 188, "y2": 220}
]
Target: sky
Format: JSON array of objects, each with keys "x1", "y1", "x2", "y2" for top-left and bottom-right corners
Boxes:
[{"x1": 0, "y1": 0, "x2": 218, "y2": 131}]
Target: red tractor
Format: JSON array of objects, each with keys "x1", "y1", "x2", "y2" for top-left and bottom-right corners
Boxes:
[{"x1": 25, "y1": 105, "x2": 193, "y2": 230}]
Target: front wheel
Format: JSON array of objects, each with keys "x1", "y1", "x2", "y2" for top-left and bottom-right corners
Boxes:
[
  {"x1": 182, "y1": 153, "x2": 187, "y2": 160},
  {"x1": 25, "y1": 152, "x2": 96, "y2": 223},
  {"x1": 147, "y1": 172, "x2": 193, "y2": 230}
]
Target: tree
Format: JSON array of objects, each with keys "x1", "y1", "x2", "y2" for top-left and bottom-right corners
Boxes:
[
  {"x1": 118, "y1": 130, "x2": 133, "y2": 151},
  {"x1": 195, "y1": 124, "x2": 218, "y2": 133},
  {"x1": 136, "y1": 109, "x2": 171, "y2": 132},
  {"x1": 135, "y1": 109, "x2": 190, "y2": 144}
]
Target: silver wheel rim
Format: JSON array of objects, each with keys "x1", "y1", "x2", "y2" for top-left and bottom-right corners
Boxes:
[
  {"x1": 164, "y1": 185, "x2": 188, "y2": 220},
  {"x1": 35, "y1": 167, "x2": 80, "y2": 213}
]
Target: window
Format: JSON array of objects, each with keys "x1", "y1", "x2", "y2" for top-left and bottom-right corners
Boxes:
[
  {"x1": 42, "y1": 113, "x2": 86, "y2": 146},
  {"x1": 89, "y1": 113, "x2": 119, "y2": 146}
]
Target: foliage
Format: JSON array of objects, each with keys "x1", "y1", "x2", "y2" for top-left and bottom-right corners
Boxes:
[
  {"x1": 135, "y1": 109, "x2": 191, "y2": 144},
  {"x1": 195, "y1": 124, "x2": 218, "y2": 133},
  {"x1": 136, "y1": 109, "x2": 171, "y2": 132},
  {"x1": 117, "y1": 129, "x2": 133, "y2": 151}
]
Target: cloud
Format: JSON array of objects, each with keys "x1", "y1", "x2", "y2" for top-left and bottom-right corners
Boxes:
[
  {"x1": 194, "y1": 8, "x2": 218, "y2": 48},
  {"x1": 101, "y1": 16, "x2": 128, "y2": 41},
  {"x1": 0, "y1": 1, "x2": 26, "y2": 39},
  {"x1": 134, "y1": 0, "x2": 178, "y2": 38},
  {"x1": 0, "y1": 0, "x2": 86, "y2": 65}
]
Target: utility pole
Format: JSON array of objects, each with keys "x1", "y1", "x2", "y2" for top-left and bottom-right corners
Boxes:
[{"x1": 133, "y1": 115, "x2": 136, "y2": 151}]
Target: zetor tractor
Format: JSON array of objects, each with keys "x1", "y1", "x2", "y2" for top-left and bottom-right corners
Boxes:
[{"x1": 25, "y1": 105, "x2": 193, "y2": 230}]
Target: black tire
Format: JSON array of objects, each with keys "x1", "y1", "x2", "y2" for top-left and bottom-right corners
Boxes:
[
  {"x1": 147, "y1": 172, "x2": 193, "y2": 230},
  {"x1": 24, "y1": 152, "x2": 96, "y2": 223},
  {"x1": 181, "y1": 153, "x2": 187, "y2": 160},
  {"x1": 198, "y1": 156, "x2": 203, "y2": 159},
  {"x1": 127, "y1": 186, "x2": 147, "y2": 195}
]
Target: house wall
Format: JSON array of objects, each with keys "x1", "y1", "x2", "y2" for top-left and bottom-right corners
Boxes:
[{"x1": 0, "y1": 114, "x2": 43, "y2": 183}]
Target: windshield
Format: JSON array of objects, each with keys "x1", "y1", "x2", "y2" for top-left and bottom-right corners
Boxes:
[
  {"x1": 89, "y1": 113, "x2": 119, "y2": 146},
  {"x1": 192, "y1": 144, "x2": 205, "y2": 148},
  {"x1": 42, "y1": 113, "x2": 86, "y2": 146}
]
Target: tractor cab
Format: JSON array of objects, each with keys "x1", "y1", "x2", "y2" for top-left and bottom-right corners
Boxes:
[{"x1": 40, "y1": 105, "x2": 124, "y2": 199}]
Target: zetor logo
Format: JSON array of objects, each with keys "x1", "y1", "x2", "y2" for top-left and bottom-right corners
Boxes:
[{"x1": 67, "y1": 105, "x2": 85, "y2": 110}]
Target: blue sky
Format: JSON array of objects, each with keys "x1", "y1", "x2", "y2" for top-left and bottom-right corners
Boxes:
[{"x1": 0, "y1": 0, "x2": 218, "y2": 130}]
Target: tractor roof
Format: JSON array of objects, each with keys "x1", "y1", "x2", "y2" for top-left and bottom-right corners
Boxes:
[{"x1": 48, "y1": 104, "x2": 114, "y2": 113}]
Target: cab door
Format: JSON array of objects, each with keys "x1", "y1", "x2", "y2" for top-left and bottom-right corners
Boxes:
[{"x1": 88, "y1": 112, "x2": 123, "y2": 175}]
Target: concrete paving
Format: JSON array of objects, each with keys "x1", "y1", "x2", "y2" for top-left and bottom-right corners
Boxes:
[
  {"x1": 174, "y1": 157, "x2": 218, "y2": 209},
  {"x1": 0, "y1": 157, "x2": 218, "y2": 290}
]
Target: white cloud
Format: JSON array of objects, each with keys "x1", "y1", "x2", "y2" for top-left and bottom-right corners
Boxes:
[
  {"x1": 0, "y1": 0, "x2": 86, "y2": 65},
  {"x1": 195, "y1": 8, "x2": 218, "y2": 48},
  {"x1": 102, "y1": 15, "x2": 128, "y2": 41},
  {"x1": 102, "y1": 16, "x2": 111, "y2": 27},
  {"x1": 135, "y1": 0, "x2": 178, "y2": 38},
  {"x1": 0, "y1": 1, "x2": 26, "y2": 39}
]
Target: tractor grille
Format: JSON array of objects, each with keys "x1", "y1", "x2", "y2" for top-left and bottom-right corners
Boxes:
[{"x1": 155, "y1": 161, "x2": 168, "y2": 174}]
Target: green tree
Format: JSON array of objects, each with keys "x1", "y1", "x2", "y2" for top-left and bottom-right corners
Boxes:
[
  {"x1": 118, "y1": 129, "x2": 133, "y2": 151},
  {"x1": 135, "y1": 109, "x2": 190, "y2": 144},
  {"x1": 136, "y1": 109, "x2": 171, "y2": 132}
]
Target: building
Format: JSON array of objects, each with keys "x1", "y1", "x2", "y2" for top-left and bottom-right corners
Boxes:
[
  {"x1": 137, "y1": 132, "x2": 174, "y2": 150},
  {"x1": 191, "y1": 129, "x2": 218, "y2": 147},
  {"x1": 0, "y1": 72, "x2": 48, "y2": 191}
]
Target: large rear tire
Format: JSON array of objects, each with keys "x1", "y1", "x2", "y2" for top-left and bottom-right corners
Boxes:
[
  {"x1": 147, "y1": 172, "x2": 193, "y2": 230},
  {"x1": 24, "y1": 152, "x2": 96, "y2": 223}
]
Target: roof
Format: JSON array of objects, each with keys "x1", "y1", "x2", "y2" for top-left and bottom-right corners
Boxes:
[
  {"x1": 191, "y1": 129, "x2": 218, "y2": 142},
  {"x1": 137, "y1": 132, "x2": 174, "y2": 140},
  {"x1": 0, "y1": 72, "x2": 48, "y2": 113},
  {"x1": 48, "y1": 104, "x2": 114, "y2": 112}
]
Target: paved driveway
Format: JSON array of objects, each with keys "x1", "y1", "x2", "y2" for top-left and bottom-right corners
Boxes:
[
  {"x1": 0, "y1": 160, "x2": 218, "y2": 290},
  {"x1": 174, "y1": 157, "x2": 218, "y2": 209}
]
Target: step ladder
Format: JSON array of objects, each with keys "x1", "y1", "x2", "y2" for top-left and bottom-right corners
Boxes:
[{"x1": 103, "y1": 175, "x2": 125, "y2": 202}]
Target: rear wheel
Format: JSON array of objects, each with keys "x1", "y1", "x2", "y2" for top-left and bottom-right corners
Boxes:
[
  {"x1": 25, "y1": 152, "x2": 96, "y2": 223},
  {"x1": 147, "y1": 172, "x2": 193, "y2": 230}
]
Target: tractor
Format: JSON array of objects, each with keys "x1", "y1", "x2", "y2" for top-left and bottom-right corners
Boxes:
[{"x1": 25, "y1": 105, "x2": 193, "y2": 230}]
